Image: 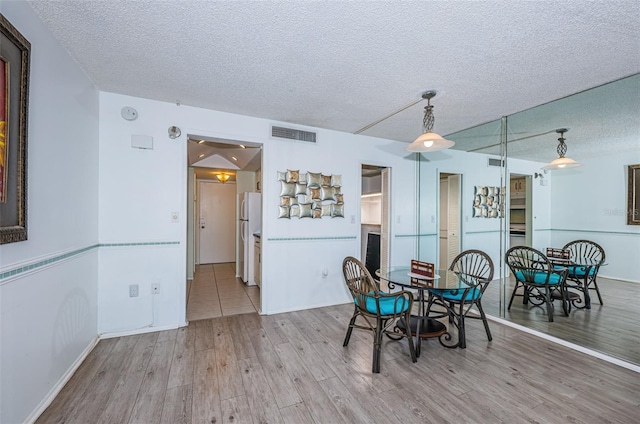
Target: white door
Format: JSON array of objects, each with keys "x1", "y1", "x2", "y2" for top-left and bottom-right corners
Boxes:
[
  {"x1": 198, "y1": 181, "x2": 236, "y2": 264},
  {"x1": 438, "y1": 173, "x2": 462, "y2": 269},
  {"x1": 447, "y1": 174, "x2": 462, "y2": 265}
]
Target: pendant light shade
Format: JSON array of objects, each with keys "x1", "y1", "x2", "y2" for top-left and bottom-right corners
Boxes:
[
  {"x1": 405, "y1": 91, "x2": 455, "y2": 152},
  {"x1": 216, "y1": 173, "x2": 231, "y2": 183},
  {"x1": 541, "y1": 129, "x2": 581, "y2": 170}
]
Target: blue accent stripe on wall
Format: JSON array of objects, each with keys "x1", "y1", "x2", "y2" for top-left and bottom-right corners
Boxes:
[
  {"x1": 0, "y1": 241, "x2": 181, "y2": 280},
  {"x1": 535, "y1": 229, "x2": 639, "y2": 236},
  {"x1": 267, "y1": 236, "x2": 356, "y2": 241},
  {"x1": 465, "y1": 230, "x2": 501, "y2": 235}
]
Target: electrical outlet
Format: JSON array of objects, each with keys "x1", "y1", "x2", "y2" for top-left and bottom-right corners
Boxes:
[
  {"x1": 129, "y1": 284, "x2": 139, "y2": 297},
  {"x1": 152, "y1": 283, "x2": 160, "y2": 295}
]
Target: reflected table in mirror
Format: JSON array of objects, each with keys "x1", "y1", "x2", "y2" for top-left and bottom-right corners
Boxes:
[
  {"x1": 376, "y1": 268, "x2": 484, "y2": 355},
  {"x1": 547, "y1": 257, "x2": 607, "y2": 310}
]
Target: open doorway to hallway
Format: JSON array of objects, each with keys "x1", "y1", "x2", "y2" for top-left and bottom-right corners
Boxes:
[{"x1": 186, "y1": 136, "x2": 262, "y2": 321}]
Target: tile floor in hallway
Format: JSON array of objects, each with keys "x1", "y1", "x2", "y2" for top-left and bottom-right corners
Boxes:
[{"x1": 186, "y1": 262, "x2": 260, "y2": 321}]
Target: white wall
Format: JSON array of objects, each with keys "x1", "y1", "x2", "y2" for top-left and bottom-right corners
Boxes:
[
  {"x1": 0, "y1": 3, "x2": 100, "y2": 423},
  {"x1": 549, "y1": 150, "x2": 640, "y2": 281},
  {"x1": 417, "y1": 149, "x2": 551, "y2": 273},
  {"x1": 97, "y1": 92, "x2": 418, "y2": 331}
]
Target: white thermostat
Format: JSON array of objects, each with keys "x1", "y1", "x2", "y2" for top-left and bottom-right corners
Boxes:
[{"x1": 121, "y1": 106, "x2": 138, "y2": 121}]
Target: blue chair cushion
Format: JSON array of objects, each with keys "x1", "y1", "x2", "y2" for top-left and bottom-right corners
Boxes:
[
  {"x1": 553, "y1": 265, "x2": 596, "y2": 276},
  {"x1": 355, "y1": 292, "x2": 409, "y2": 315},
  {"x1": 430, "y1": 288, "x2": 481, "y2": 302},
  {"x1": 515, "y1": 270, "x2": 562, "y2": 285}
]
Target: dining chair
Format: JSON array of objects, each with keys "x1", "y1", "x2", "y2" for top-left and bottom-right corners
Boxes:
[
  {"x1": 342, "y1": 256, "x2": 416, "y2": 373},
  {"x1": 505, "y1": 246, "x2": 569, "y2": 322},
  {"x1": 562, "y1": 240, "x2": 606, "y2": 306},
  {"x1": 427, "y1": 249, "x2": 494, "y2": 348}
]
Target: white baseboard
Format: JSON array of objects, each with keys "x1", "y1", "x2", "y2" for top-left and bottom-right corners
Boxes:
[
  {"x1": 99, "y1": 323, "x2": 180, "y2": 339},
  {"x1": 25, "y1": 335, "x2": 100, "y2": 424}
]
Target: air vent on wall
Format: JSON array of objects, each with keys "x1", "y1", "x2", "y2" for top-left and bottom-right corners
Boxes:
[
  {"x1": 271, "y1": 126, "x2": 317, "y2": 143},
  {"x1": 487, "y1": 157, "x2": 504, "y2": 167}
]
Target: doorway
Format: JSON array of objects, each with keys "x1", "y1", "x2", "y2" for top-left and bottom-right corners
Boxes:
[
  {"x1": 438, "y1": 173, "x2": 462, "y2": 270},
  {"x1": 508, "y1": 174, "x2": 532, "y2": 247},
  {"x1": 361, "y1": 164, "x2": 391, "y2": 276},
  {"x1": 186, "y1": 136, "x2": 262, "y2": 320}
]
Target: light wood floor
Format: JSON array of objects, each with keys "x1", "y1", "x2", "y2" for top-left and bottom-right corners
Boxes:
[
  {"x1": 482, "y1": 276, "x2": 640, "y2": 365},
  {"x1": 186, "y1": 263, "x2": 260, "y2": 321},
  {"x1": 37, "y1": 304, "x2": 639, "y2": 423}
]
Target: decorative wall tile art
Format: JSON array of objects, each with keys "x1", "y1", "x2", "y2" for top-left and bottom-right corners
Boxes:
[
  {"x1": 278, "y1": 170, "x2": 344, "y2": 219},
  {"x1": 472, "y1": 185, "x2": 504, "y2": 218}
]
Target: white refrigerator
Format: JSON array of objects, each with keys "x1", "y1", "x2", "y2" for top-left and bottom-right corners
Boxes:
[{"x1": 237, "y1": 192, "x2": 261, "y2": 285}]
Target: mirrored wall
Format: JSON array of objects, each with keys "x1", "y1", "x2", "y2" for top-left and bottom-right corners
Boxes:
[{"x1": 417, "y1": 73, "x2": 640, "y2": 365}]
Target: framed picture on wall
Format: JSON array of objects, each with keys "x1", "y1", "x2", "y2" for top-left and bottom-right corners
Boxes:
[
  {"x1": 0, "y1": 14, "x2": 30, "y2": 244},
  {"x1": 628, "y1": 164, "x2": 640, "y2": 225}
]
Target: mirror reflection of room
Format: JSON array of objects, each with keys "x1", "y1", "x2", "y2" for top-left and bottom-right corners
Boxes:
[{"x1": 435, "y1": 74, "x2": 640, "y2": 366}]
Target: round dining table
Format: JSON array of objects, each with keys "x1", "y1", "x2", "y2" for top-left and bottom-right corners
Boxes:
[{"x1": 376, "y1": 267, "x2": 484, "y2": 356}]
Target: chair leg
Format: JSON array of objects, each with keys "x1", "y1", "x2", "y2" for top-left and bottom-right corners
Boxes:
[
  {"x1": 508, "y1": 284, "x2": 519, "y2": 310},
  {"x1": 405, "y1": 310, "x2": 417, "y2": 363},
  {"x1": 545, "y1": 290, "x2": 554, "y2": 322},
  {"x1": 343, "y1": 308, "x2": 358, "y2": 347},
  {"x1": 476, "y1": 301, "x2": 492, "y2": 342},
  {"x1": 592, "y1": 278, "x2": 604, "y2": 305},
  {"x1": 372, "y1": 317, "x2": 383, "y2": 373}
]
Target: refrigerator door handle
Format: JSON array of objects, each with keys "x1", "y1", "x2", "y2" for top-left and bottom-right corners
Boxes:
[
  {"x1": 240, "y1": 199, "x2": 247, "y2": 220},
  {"x1": 240, "y1": 221, "x2": 246, "y2": 242}
]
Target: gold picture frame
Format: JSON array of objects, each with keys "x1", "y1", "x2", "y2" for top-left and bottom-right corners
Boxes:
[
  {"x1": 0, "y1": 14, "x2": 30, "y2": 244},
  {"x1": 628, "y1": 164, "x2": 640, "y2": 225}
]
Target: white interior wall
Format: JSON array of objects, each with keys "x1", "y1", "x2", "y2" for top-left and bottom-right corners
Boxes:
[
  {"x1": 418, "y1": 150, "x2": 551, "y2": 272},
  {"x1": 98, "y1": 92, "x2": 418, "y2": 328},
  {"x1": 0, "y1": 3, "x2": 100, "y2": 423},
  {"x1": 549, "y1": 150, "x2": 640, "y2": 281}
]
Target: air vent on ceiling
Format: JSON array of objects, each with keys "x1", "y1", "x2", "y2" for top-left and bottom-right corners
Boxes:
[
  {"x1": 487, "y1": 158, "x2": 504, "y2": 167},
  {"x1": 271, "y1": 126, "x2": 317, "y2": 143}
]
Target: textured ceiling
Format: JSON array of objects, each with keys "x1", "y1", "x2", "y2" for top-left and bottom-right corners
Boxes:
[{"x1": 29, "y1": 1, "x2": 640, "y2": 161}]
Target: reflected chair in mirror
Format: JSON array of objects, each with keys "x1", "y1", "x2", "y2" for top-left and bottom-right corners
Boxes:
[
  {"x1": 505, "y1": 246, "x2": 569, "y2": 322},
  {"x1": 342, "y1": 256, "x2": 416, "y2": 373},
  {"x1": 427, "y1": 249, "x2": 494, "y2": 349},
  {"x1": 562, "y1": 240, "x2": 606, "y2": 308}
]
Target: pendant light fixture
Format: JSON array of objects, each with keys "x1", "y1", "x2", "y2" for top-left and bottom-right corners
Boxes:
[
  {"x1": 405, "y1": 91, "x2": 455, "y2": 152},
  {"x1": 216, "y1": 173, "x2": 231, "y2": 183},
  {"x1": 542, "y1": 128, "x2": 581, "y2": 170}
]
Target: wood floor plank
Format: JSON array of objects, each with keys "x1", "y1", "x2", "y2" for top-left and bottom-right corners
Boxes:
[
  {"x1": 97, "y1": 332, "x2": 159, "y2": 424},
  {"x1": 220, "y1": 395, "x2": 253, "y2": 424},
  {"x1": 274, "y1": 342, "x2": 345, "y2": 424},
  {"x1": 129, "y1": 339, "x2": 176, "y2": 424},
  {"x1": 279, "y1": 402, "x2": 316, "y2": 424},
  {"x1": 161, "y1": 384, "x2": 192, "y2": 424},
  {"x1": 238, "y1": 356, "x2": 284, "y2": 424},
  {"x1": 275, "y1": 317, "x2": 335, "y2": 381},
  {"x1": 66, "y1": 335, "x2": 140, "y2": 423},
  {"x1": 167, "y1": 325, "x2": 196, "y2": 388},
  {"x1": 192, "y1": 348, "x2": 222, "y2": 424},
  {"x1": 243, "y1": 315, "x2": 303, "y2": 409},
  {"x1": 212, "y1": 326, "x2": 245, "y2": 401},
  {"x1": 36, "y1": 301, "x2": 640, "y2": 424},
  {"x1": 317, "y1": 376, "x2": 380, "y2": 424},
  {"x1": 194, "y1": 319, "x2": 215, "y2": 352},
  {"x1": 35, "y1": 337, "x2": 119, "y2": 424},
  {"x1": 157, "y1": 329, "x2": 178, "y2": 342},
  {"x1": 228, "y1": 314, "x2": 257, "y2": 360}
]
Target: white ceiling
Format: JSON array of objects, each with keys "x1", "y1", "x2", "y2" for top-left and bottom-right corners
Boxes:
[{"x1": 29, "y1": 1, "x2": 640, "y2": 159}]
